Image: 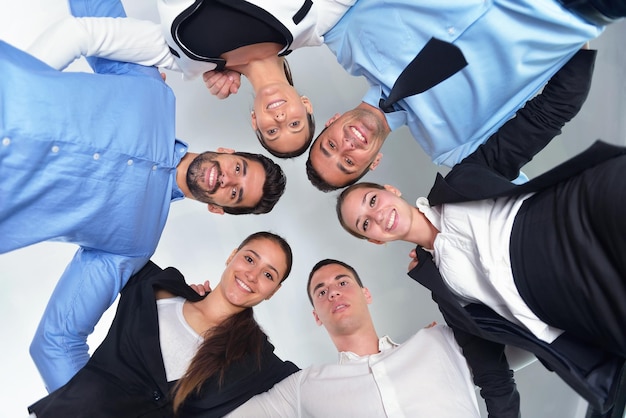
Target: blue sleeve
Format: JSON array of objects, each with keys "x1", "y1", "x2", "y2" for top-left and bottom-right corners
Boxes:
[
  {"x1": 29, "y1": 248, "x2": 149, "y2": 392},
  {"x1": 67, "y1": 0, "x2": 162, "y2": 80}
]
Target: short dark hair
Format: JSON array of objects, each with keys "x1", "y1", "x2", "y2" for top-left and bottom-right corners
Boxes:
[
  {"x1": 336, "y1": 182, "x2": 386, "y2": 239},
  {"x1": 222, "y1": 152, "x2": 286, "y2": 215},
  {"x1": 256, "y1": 111, "x2": 315, "y2": 159},
  {"x1": 239, "y1": 231, "x2": 293, "y2": 282},
  {"x1": 306, "y1": 126, "x2": 370, "y2": 192},
  {"x1": 307, "y1": 259, "x2": 364, "y2": 305}
]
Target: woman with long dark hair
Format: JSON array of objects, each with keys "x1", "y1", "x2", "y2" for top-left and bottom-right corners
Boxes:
[{"x1": 28, "y1": 231, "x2": 299, "y2": 417}]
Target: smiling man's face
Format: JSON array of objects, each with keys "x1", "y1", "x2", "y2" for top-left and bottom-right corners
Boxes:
[
  {"x1": 308, "y1": 106, "x2": 389, "y2": 189},
  {"x1": 186, "y1": 151, "x2": 265, "y2": 210}
]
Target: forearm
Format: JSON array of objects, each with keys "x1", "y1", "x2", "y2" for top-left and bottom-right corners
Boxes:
[
  {"x1": 27, "y1": 16, "x2": 179, "y2": 71},
  {"x1": 29, "y1": 249, "x2": 148, "y2": 392},
  {"x1": 452, "y1": 327, "x2": 520, "y2": 418}
]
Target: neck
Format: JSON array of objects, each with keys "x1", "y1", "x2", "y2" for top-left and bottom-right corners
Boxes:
[
  {"x1": 330, "y1": 322, "x2": 380, "y2": 356},
  {"x1": 188, "y1": 285, "x2": 244, "y2": 331},
  {"x1": 224, "y1": 43, "x2": 286, "y2": 90},
  {"x1": 405, "y1": 206, "x2": 439, "y2": 249},
  {"x1": 176, "y1": 152, "x2": 197, "y2": 198}
]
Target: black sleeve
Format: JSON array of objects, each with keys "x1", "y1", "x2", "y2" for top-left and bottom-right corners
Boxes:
[
  {"x1": 451, "y1": 325, "x2": 521, "y2": 418},
  {"x1": 460, "y1": 49, "x2": 597, "y2": 180}
]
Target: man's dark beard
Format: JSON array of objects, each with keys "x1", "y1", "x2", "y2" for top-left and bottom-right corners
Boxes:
[{"x1": 186, "y1": 152, "x2": 221, "y2": 203}]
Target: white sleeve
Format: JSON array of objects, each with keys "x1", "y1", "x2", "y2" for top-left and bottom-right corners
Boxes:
[
  {"x1": 226, "y1": 369, "x2": 304, "y2": 417},
  {"x1": 27, "y1": 16, "x2": 180, "y2": 72}
]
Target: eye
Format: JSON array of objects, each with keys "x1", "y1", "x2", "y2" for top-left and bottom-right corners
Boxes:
[
  {"x1": 289, "y1": 121, "x2": 300, "y2": 128},
  {"x1": 267, "y1": 128, "x2": 278, "y2": 135},
  {"x1": 317, "y1": 289, "x2": 327, "y2": 297},
  {"x1": 363, "y1": 219, "x2": 370, "y2": 232},
  {"x1": 244, "y1": 255, "x2": 253, "y2": 263},
  {"x1": 345, "y1": 157, "x2": 354, "y2": 166},
  {"x1": 328, "y1": 141, "x2": 336, "y2": 150},
  {"x1": 230, "y1": 188, "x2": 237, "y2": 199},
  {"x1": 339, "y1": 280, "x2": 347, "y2": 286},
  {"x1": 369, "y1": 195, "x2": 377, "y2": 207},
  {"x1": 235, "y1": 163, "x2": 241, "y2": 174},
  {"x1": 264, "y1": 271, "x2": 274, "y2": 281}
]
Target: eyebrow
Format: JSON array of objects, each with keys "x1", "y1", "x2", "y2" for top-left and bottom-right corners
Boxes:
[
  {"x1": 318, "y1": 140, "x2": 355, "y2": 175},
  {"x1": 311, "y1": 274, "x2": 351, "y2": 294},
  {"x1": 236, "y1": 160, "x2": 248, "y2": 205},
  {"x1": 248, "y1": 249, "x2": 279, "y2": 277}
]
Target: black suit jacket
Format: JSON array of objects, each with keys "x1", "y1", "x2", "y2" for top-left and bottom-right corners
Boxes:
[
  {"x1": 409, "y1": 49, "x2": 625, "y2": 415},
  {"x1": 29, "y1": 261, "x2": 299, "y2": 417}
]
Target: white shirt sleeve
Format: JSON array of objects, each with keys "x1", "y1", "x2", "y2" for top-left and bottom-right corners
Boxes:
[
  {"x1": 27, "y1": 16, "x2": 180, "y2": 72},
  {"x1": 226, "y1": 369, "x2": 304, "y2": 417}
]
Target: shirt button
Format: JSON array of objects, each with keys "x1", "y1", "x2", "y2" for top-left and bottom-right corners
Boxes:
[
  {"x1": 152, "y1": 165, "x2": 157, "y2": 171},
  {"x1": 447, "y1": 26, "x2": 455, "y2": 35},
  {"x1": 93, "y1": 153, "x2": 100, "y2": 160},
  {"x1": 127, "y1": 159, "x2": 134, "y2": 166},
  {"x1": 2, "y1": 137, "x2": 10, "y2": 146},
  {"x1": 51, "y1": 145, "x2": 60, "y2": 153},
  {"x1": 152, "y1": 390, "x2": 162, "y2": 401}
]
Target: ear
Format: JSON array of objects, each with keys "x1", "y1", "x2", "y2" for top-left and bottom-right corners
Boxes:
[
  {"x1": 265, "y1": 283, "x2": 282, "y2": 300},
  {"x1": 383, "y1": 184, "x2": 402, "y2": 197},
  {"x1": 368, "y1": 153, "x2": 383, "y2": 171},
  {"x1": 362, "y1": 287, "x2": 373, "y2": 305},
  {"x1": 216, "y1": 147, "x2": 235, "y2": 154},
  {"x1": 207, "y1": 204, "x2": 225, "y2": 215},
  {"x1": 225, "y1": 248, "x2": 237, "y2": 265},
  {"x1": 250, "y1": 110, "x2": 257, "y2": 130},
  {"x1": 312, "y1": 309, "x2": 323, "y2": 326},
  {"x1": 366, "y1": 238, "x2": 385, "y2": 245},
  {"x1": 325, "y1": 113, "x2": 341, "y2": 128},
  {"x1": 301, "y1": 96, "x2": 313, "y2": 113}
]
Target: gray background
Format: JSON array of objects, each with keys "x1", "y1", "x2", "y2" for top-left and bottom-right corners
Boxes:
[{"x1": 0, "y1": 0, "x2": 624, "y2": 416}]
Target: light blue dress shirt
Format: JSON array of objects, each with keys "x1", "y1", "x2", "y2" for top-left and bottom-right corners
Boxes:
[
  {"x1": 0, "y1": 0, "x2": 185, "y2": 392},
  {"x1": 324, "y1": 0, "x2": 603, "y2": 167}
]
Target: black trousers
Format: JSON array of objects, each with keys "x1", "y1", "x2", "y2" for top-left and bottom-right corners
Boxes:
[{"x1": 511, "y1": 154, "x2": 626, "y2": 357}]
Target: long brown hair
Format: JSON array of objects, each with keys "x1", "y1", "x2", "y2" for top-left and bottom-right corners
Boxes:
[{"x1": 171, "y1": 232, "x2": 292, "y2": 413}]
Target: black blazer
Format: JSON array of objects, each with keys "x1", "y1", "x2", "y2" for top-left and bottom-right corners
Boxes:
[
  {"x1": 409, "y1": 49, "x2": 625, "y2": 415},
  {"x1": 29, "y1": 261, "x2": 299, "y2": 417}
]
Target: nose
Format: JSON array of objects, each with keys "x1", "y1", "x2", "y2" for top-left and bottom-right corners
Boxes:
[
  {"x1": 274, "y1": 111, "x2": 285, "y2": 121},
  {"x1": 342, "y1": 136, "x2": 355, "y2": 150},
  {"x1": 218, "y1": 172, "x2": 231, "y2": 187},
  {"x1": 328, "y1": 286, "x2": 341, "y2": 299}
]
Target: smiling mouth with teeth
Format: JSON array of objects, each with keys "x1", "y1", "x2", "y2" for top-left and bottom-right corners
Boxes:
[
  {"x1": 350, "y1": 126, "x2": 366, "y2": 144},
  {"x1": 267, "y1": 100, "x2": 285, "y2": 110},
  {"x1": 236, "y1": 278, "x2": 252, "y2": 293},
  {"x1": 386, "y1": 209, "x2": 396, "y2": 231}
]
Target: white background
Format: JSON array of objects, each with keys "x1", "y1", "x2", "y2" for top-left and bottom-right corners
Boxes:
[{"x1": 0, "y1": 1, "x2": 624, "y2": 416}]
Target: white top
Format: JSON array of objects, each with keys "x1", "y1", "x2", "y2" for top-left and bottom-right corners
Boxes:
[
  {"x1": 157, "y1": 296, "x2": 204, "y2": 382},
  {"x1": 417, "y1": 196, "x2": 564, "y2": 343},
  {"x1": 227, "y1": 325, "x2": 480, "y2": 418}
]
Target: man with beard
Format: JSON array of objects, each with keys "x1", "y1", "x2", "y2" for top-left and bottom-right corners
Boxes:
[{"x1": 0, "y1": 0, "x2": 285, "y2": 392}]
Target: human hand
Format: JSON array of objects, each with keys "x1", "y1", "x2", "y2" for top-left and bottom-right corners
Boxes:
[
  {"x1": 202, "y1": 70, "x2": 241, "y2": 99},
  {"x1": 424, "y1": 321, "x2": 437, "y2": 329},
  {"x1": 407, "y1": 249, "x2": 420, "y2": 272},
  {"x1": 189, "y1": 280, "x2": 211, "y2": 296}
]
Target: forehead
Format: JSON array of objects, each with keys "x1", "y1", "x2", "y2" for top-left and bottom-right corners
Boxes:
[{"x1": 310, "y1": 263, "x2": 354, "y2": 290}]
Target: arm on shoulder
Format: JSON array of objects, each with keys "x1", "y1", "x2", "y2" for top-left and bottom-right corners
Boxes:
[
  {"x1": 451, "y1": 326, "x2": 521, "y2": 418},
  {"x1": 460, "y1": 48, "x2": 597, "y2": 181}
]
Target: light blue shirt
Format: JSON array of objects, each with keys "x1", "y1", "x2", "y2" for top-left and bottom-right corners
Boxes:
[
  {"x1": 0, "y1": 0, "x2": 185, "y2": 392},
  {"x1": 324, "y1": 0, "x2": 603, "y2": 167}
]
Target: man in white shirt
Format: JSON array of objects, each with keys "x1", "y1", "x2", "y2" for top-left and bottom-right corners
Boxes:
[{"x1": 227, "y1": 259, "x2": 520, "y2": 417}]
